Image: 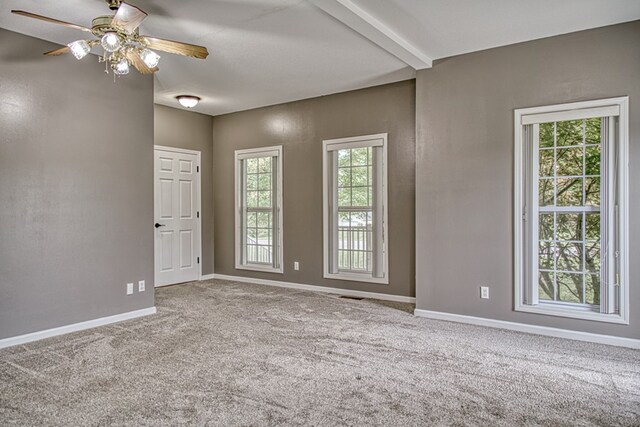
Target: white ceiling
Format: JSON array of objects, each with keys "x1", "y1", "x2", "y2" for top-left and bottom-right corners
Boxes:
[{"x1": 1, "y1": 0, "x2": 639, "y2": 116}]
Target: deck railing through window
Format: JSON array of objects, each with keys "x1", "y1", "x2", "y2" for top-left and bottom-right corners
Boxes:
[{"x1": 338, "y1": 225, "x2": 372, "y2": 272}]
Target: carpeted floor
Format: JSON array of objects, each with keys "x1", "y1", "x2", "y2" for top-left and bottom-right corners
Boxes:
[{"x1": 1, "y1": 280, "x2": 639, "y2": 426}]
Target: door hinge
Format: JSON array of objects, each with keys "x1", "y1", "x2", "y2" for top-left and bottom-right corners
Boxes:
[
  {"x1": 197, "y1": 257, "x2": 200, "y2": 264},
  {"x1": 197, "y1": 166, "x2": 199, "y2": 173},
  {"x1": 197, "y1": 211, "x2": 200, "y2": 218}
]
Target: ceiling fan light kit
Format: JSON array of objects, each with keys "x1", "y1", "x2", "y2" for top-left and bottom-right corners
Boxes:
[
  {"x1": 176, "y1": 95, "x2": 200, "y2": 108},
  {"x1": 11, "y1": 0, "x2": 209, "y2": 79}
]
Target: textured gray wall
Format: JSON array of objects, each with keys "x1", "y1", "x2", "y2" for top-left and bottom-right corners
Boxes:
[
  {"x1": 213, "y1": 80, "x2": 416, "y2": 297},
  {"x1": 416, "y1": 21, "x2": 639, "y2": 338},
  {"x1": 154, "y1": 105, "x2": 214, "y2": 275},
  {"x1": 0, "y1": 29, "x2": 155, "y2": 339}
]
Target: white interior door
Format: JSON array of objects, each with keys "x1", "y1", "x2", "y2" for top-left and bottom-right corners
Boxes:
[{"x1": 154, "y1": 147, "x2": 201, "y2": 287}]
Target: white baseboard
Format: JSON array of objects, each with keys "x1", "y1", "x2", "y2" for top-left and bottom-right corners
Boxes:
[
  {"x1": 213, "y1": 274, "x2": 416, "y2": 303},
  {"x1": 414, "y1": 309, "x2": 640, "y2": 349},
  {"x1": 0, "y1": 307, "x2": 157, "y2": 350},
  {"x1": 200, "y1": 274, "x2": 215, "y2": 281}
]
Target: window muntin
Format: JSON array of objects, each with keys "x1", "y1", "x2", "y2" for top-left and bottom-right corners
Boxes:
[
  {"x1": 235, "y1": 146, "x2": 283, "y2": 273},
  {"x1": 323, "y1": 134, "x2": 388, "y2": 284},
  {"x1": 514, "y1": 97, "x2": 629, "y2": 324}
]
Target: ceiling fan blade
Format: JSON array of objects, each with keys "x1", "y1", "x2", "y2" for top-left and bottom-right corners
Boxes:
[
  {"x1": 44, "y1": 46, "x2": 70, "y2": 56},
  {"x1": 111, "y1": 2, "x2": 147, "y2": 34},
  {"x1": 44, "y1": 40, "x2": 98, "y2": 56},
  {"x1": 141, "y1": 36, "x2": 209, "y2": 59},
  {"x1": 125, "y1": 50, "x2": 158, "y2": 75},
  {"x1": 11, "y1": 10, "x2": 92, "y2": 33}
]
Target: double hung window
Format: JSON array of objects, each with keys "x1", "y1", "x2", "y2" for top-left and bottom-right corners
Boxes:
[
  {"x1": 235, "y1": 146, "x2": 283, "y2": 273},
  {"x1": 514, "y1": 98, "x2": 629, "y2": 323},
  {"x1": 323, "y1": 134, "x2": 388, "y2": 284}
]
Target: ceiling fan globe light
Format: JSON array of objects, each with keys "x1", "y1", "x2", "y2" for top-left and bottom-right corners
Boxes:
[
  {"x1": 140, "y1": 49, "x2": 161, "y2": 68},
  {"x1": 68, "y1": 40, "x2": 91, "y2": 60},
  {"x1": 114, "y1": 58, "x2": 130, "y2": 75},
  {"x1": 101, "y1": 32, "x2": 122, "y2": 52}
]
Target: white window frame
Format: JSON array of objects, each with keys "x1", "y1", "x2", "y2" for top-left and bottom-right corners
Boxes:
[
  {"x1": 322, "y1": 133, "x2": 389, "y2": 284},
  {"x1": 514, "y1": 97, "x2": 629, "y2": 324},
  {"x1": 234, "y1": 145, "x2": 284, "y2": 274}
]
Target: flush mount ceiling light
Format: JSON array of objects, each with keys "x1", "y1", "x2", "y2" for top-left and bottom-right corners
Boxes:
[
  {"x1": 176, "y1": 95, "x2": 201, "y2": 108},
  {"x1": 11, "y1": 0, "x2": 209, "y2": 78}
]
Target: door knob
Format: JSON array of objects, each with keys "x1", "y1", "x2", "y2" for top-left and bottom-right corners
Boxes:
[{"x1": 155, "y1": 223, "x2": 166, "y2": 228}]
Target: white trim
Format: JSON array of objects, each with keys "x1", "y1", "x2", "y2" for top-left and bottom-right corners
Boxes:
[
  {"x1": 307, "y1": 0, "x2": 432, "y2": 69},
  {"x1": 513, "y1": 97, "x2": 629, "y2": 324},
  {"x1": 212, "y1": 274, "x2": 415, "y2": 304},
  {"x1": 234, "y1": 145, "x2": 284, "y2": 274},
  {"x1": 0, "y1": 307, "x2": 157, "y2": 350},
  {"x1": 200, "y1": 274, "x2": 215, "y2": 281},
  {"x1": 413, "y1": 309, "x2": 640, "y2": 349},
  {"x1": 153, "y1": 145, "x2": 204, "y2": 283},
  {"x1": 322, "y1": 133, "x2": 389, "y2": 285}
]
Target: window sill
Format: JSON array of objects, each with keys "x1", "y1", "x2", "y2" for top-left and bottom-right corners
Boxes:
[
  {"x1": 515, "y1": 302, "x2": 628, "y2": 325},
  {"x1": 235, "y1": 264, "x2": 283, "y2": 274},
  {"x1": 323, "y1": 272, "x2": 388, "y2": 285}
]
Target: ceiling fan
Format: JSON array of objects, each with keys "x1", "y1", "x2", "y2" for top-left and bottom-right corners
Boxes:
[{"x1": 11, "y1": 0, "x2": 209, "y2": 76}]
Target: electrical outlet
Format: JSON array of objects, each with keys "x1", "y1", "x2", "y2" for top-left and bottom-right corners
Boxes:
[
  {"x1": 480, "y1": 286, "x2": 489, "y2": 299},
  {"x1": 138, "y1": 280, "x2": 145, "y2": 292},
  {"x1": 294, "y1": 261, "x2": 300, "y2": 271},
  {"x1": 127, "y1": 283, "x2": 134, "y2": 295}
]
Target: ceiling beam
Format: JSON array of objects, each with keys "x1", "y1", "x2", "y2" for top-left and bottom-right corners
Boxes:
[{"x1": 309, "y1": 0, "x2": 432, "y2": 70}]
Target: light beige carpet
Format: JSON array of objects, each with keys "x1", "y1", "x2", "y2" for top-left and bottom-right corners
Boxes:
[{"x1": 1, "y1": 279, "x2": 639, "y2": 426}]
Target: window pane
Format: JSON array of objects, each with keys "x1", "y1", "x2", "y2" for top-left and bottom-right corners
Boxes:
[
  {"x1": 351, "y1": 166, "x2": 368, "y2": 187},
  {"x1": 539, "y1": 122, "x2": 554, "y2": 148},
  {"x1": 338, "y1": 187, "x2": 351, "y2": 207},
  {"x1": 585, "y1": 177, "x2": 600, "y2": 207},
  {"x1": 258, "y1": 157, "x2": 271, "y2": 173},
  {"x1": 584, "y1": 118, "x2": 601, "y2": 145},
  {"x1": 557, "y1": 272, "x2": 582, "y2": 303},
  {"x1": 258, "y1": 173, "x2": 271, "y2": 191},
  {"x1": 246, "y1": 191, "x2": 258, "y2": 208},
  {"x1": 556, "y1": 241, "x2": 582, "y2": 272},
  {"x1": 351, "y1": 148, "x2": 368, "y2": 166},
  {"x1": 539, "y1": 149, "x2": 554, "y2": 177},
  {"x1": 258, "y1": 191, "x2": 272, "y2": 208},
  {"x1": 556, "y1": 147, "x2": 583, "y2": 176},
  {"x1": 538, "y1": 271, "x2": 555, "y2": 301},
  {"x1": 556, "y1": 213, "x2": 582, "y2": 241},
  {"x1": 585, "y1": 213, "x2": 600, "y2": 241},
  {"x1": 585, "y1": 145, "x2": 601, "y2": 175},
  {"x1": 338, "y1": 149, "x2": 351, "y2": 167},
  {"x1": 539, "y1": 242, "x2": 554, "y2": 269},
  {"x1": 586, "y1": 242, "x2": 600, "y2": 273},
  {"x1": 556, "y1": 119, "x2": 583, "y2": 146},
  {"x1": 246, "y1": 212, "x2": 257, "y2": 228},
  {"x1": 257, "y1": 212, "x2": 271, "y2": 228},
  {"x1": 246, "y1": 158, "x2": 258, "y2": 174},
  {"x1": 556, "y1": 178, "x2": 583, "y2": 206},
  {"x1": 585, "y1": 274, "x2": 600, "y2": 305},
  {"x1": 246, "y1": 173, "x2": 258, "y2": 190},
  {"x1": 338, "y1": 168, "x2": 351, "y2": 187},
  {"x1": 539, "y1": 178, "x2": 554, "y2": 206},
  {"x1": 539, "y1": 214, "x2": 554, "y2": 240},
  {"x1": 352, "y1": 187, "x2": 369, "y2": 206}
]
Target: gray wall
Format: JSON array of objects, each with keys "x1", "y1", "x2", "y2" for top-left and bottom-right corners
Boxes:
[
  {"x1": 213, "y1": 80, "x2": 416, "y2": 297},
  {"x1": 0, "y1": 28, "x2": 155, "y2": 339},
  {"x1": 154, "y1": 104, "x2": 214, "y2": 275},
  {"x1": 416, "y1": 21, "x2": 639, "y2": 338}
]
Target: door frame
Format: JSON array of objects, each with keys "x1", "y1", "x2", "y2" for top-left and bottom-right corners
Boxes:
[{"x1": 154, "y1": 145, "x2": 203, "y2": 287}]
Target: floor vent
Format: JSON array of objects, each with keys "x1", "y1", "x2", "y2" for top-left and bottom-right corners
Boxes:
[{"x1": 339, "y1": 296, "x2": 364, "y2": 300}]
